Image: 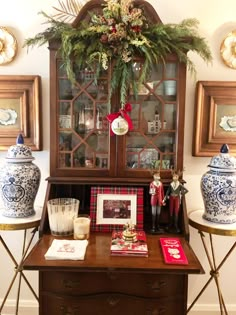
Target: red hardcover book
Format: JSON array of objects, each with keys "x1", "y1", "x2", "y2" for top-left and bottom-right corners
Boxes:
[
  {"x1": 160, "y1": 238, "x2": 188, "y2": 265},
  {"x1": 110, "y1": 230, "x2": 148, "y2": 257}
]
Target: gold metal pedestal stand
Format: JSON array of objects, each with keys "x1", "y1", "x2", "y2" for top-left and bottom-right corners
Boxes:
[
  {"x1": 187, "y1": 209, "x2": 236, "y2": 315},
  {"x1": 0, "y1": 208, "x2": 41, "y2": 315}
]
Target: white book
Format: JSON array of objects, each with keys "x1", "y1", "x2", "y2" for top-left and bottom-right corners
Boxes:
[{"x1": 44, "y1": 239, "x2": 88, "y2": 260}]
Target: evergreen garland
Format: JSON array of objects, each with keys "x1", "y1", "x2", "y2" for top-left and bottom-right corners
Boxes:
[{"x1": 24, "y1": 0, "x2": 212, "y2": 108}]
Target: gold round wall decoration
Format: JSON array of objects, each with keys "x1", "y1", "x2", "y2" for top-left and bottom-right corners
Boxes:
[
  {"x1": 0, "y1": 27, "x2": 17, "y2": 65},
  {"x1": 220, "y1": 30, "x2": 236, "y2": 69}
]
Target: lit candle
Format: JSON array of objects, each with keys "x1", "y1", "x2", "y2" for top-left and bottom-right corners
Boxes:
[{"x1": 74, "y1": 215, "x2": 91, "y2": 240}]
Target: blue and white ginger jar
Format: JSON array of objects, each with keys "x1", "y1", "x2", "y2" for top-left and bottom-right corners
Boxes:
[
  {"x1": 201, "y1": 144, "x2": 236, "y2": 224},
  {"x1": 0, "y1": 134, "x2": 41, "y2": 217}
]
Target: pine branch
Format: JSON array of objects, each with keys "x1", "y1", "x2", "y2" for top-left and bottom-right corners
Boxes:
[{"x1": 24, "y1": 2, "x2": 213, "y2": 106}]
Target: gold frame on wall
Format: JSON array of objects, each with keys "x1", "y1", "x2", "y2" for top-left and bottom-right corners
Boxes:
[
  {"x1": 192, "y1": 81, "x2": 236, "y2": 157},
  {"x1": 0, "y1": 75, "x2": 41, "y2": 151}
]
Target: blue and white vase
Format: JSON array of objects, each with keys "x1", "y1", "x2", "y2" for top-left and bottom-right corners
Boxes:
[
  {"x1": 201, "y1": 144, "x2": 236, "y2": 224},
  {"x1": 0, "y1": 134, "x2": 41, "y2": 218}
]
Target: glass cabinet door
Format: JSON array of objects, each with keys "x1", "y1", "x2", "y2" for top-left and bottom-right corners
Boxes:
[
  {"x1": 57, "y1": 61, "x2": 110, "y2": 170},
  {"x1": 125, "y1": 61, "x2": 178, "y2": 171}
]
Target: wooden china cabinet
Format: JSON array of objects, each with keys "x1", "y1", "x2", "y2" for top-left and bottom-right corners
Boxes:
[{"x1": 23, "y1": 1, "x2": 203, "y2": 315}]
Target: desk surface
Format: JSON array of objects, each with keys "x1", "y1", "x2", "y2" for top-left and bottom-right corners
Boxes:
[
  {"x1": 23, "y1": 233, "x2": 204, "y2": 274},
  {"x1": 0, "y1": 206, "x2": 42, "y2": 230},
  {"x1": 188, "y1": 209, "x2": 236, "y2": 236}
]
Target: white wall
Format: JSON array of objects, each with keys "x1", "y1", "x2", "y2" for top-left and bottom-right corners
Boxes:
[{"x1": 0, "y1": 0, "x2": 236, "y2": 314}]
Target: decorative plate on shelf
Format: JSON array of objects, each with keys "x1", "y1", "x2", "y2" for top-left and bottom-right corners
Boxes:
[
  {"x1": 220, "y1": 30, "x2": 236, "y2": 69},
  {"x1": 0, "y1": 27, "x2": 17, "y2": 65}
]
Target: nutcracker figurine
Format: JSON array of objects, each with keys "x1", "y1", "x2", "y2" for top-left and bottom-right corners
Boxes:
[
  {"x1": 149, "y1": 170, "x2": 165, "y2": 233},
  {"x1": 163, "y1": 170, "x2": 188, "y2": 233}
]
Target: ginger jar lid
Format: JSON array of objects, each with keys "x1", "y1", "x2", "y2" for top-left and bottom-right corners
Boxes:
[
  {"x1": 208, "y1": 144, "x2": 236, "y2": 171},
  {"x1": 5, "y1": 134, "x2": 34, "y2": 163}
]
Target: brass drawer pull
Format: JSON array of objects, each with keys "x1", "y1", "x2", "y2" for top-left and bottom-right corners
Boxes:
[
  {"x1": 107, "y1": 271, "x2": 118, "y2": 280},
  {"x1": 107, "y1": 297, "x2": 120, "y2": 307},
  {"x1": 63, "y1": 279, "x2": 81, "y2": 289},
  {"x1": 146, "y1": 307, "x2": 166, "y2": 315},
  {"x1": 60, "y1": 305, "x2": 80, "y2": 315},
  {"x1": 146, "y1": 280, "x2": 166, "y2": 292}
]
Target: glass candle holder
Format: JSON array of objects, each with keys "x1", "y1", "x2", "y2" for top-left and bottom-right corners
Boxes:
[{"x1": 47, "y1": 198, "x2": 80, "y2": 236}]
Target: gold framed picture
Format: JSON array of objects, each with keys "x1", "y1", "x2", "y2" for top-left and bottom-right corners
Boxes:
[
  {"x1": 192, "y1": 81, "x2": 236, "y2": 156},
  {"x1": 0, "y1": 75, "x2": 41, "y2": 150}
]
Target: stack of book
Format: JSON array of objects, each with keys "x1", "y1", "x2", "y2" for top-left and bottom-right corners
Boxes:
[{"x1": 110, "y1": 230, "x2": 148, "y2": 257}]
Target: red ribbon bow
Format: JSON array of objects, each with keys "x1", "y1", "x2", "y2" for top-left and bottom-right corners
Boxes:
[{"x1": 106, "y1": 103, "x2": 133, "y2": 135}]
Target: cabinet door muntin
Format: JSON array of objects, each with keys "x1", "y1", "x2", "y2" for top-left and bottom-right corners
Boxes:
[
  {"x1": 126, "y1": 61, "x2": 178, "y2": 171},
  {"x1": 57, "y1": 61, "x2": 110, "y2": 170}
]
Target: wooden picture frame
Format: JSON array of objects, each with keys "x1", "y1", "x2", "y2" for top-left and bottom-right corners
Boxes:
[
  {"x1": 0, "y1": 75, "x2": 41, "y2": 150},
  {"x1": 193, "y1": 81, "x2": 236, "y2": 156},
  {"x1": 90, "y1": 186, "x2": 143, "y2": 232}
]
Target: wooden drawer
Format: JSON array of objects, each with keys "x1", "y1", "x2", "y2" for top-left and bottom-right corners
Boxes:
[
  {"x1": 40, "y1": 293, "x2": 186, "y2": 315},
  {"x1": 41, "y1": 271, "x2": 184, "y2": 298}
]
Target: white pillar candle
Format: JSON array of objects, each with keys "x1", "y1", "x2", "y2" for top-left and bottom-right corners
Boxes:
[{"x1": 47, "y1": 198, "x2": 80, "y2": 236}]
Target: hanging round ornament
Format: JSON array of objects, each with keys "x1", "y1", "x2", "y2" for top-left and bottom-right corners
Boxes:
[
  {"x1": 106, "y1": 103, "x2": 133, "y2": 136},
  {"x1": 111, "y1": 116, "x2": 129, "y2": 135},
  {"x1": 0, "y1": 27, "x2": 17, "y2": 65}
]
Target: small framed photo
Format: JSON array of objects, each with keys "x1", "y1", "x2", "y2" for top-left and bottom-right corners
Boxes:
[{"x1": 90, "y1": 186, "x2": 143, "y2": 232}]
